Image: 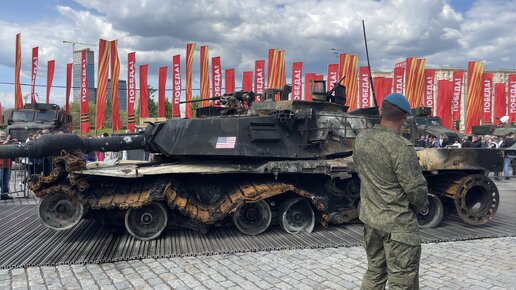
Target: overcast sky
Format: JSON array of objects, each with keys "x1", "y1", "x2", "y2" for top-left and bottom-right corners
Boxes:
[{"x1": 1, "y1": 0, "x2": 515, "y2": 109}]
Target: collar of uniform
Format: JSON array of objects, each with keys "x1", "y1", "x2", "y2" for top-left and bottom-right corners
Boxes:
[{"x1": 373, "y1": 124, "x2": 401, "y2": 135}]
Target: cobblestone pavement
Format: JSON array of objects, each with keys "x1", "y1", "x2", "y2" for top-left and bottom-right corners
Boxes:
[{"x1": 0, "y1": 237, "x2": 514, "y2": 290}]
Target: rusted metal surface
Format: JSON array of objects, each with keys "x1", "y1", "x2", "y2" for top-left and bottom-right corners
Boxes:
[
  {"x1": 164, "y1": 181, "x2": 332, "y2": 226},
  {"x1": 29, "y1": 151, "x2": 86, "y2": 196},
  {"x1": 33, "y1": 155, "x2": 337, "y2": 228},
  {"x1": 417, "y1": 148, "x2": 504, "y2": 172},
  {"x1": 72, "y1": 157, "x2": 355, "y2": 178},
  {"x1": 429, "y1": 174, "x2": 499, "y2": 225}
]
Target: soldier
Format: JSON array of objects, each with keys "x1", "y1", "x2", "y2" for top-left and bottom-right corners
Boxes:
[{"x1": 354, "y1": 93, "x2": 429, "y2": 290}]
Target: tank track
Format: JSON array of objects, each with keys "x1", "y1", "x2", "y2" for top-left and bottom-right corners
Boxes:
[{"x1": 30, "y1": 152, "x2": 356, "y2": 230}]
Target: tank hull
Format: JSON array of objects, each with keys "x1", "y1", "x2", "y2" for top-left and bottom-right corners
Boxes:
[{"x1": 30, "y1": 146, "x2": 503, "y2": 240}]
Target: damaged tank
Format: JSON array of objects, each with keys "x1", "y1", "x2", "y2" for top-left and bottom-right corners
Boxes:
[{"x1": 0, "y1": 81, "x2": 504, "y2": 240}]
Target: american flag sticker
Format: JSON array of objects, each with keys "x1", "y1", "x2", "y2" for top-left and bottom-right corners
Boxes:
[{"x1": 215, "y1": 136, "x2": 237, "y2": 149}]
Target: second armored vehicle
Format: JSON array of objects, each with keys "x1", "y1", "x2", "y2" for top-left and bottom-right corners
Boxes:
[{"x1": 5, "y1": 103, "x2": 73, "y2": 142}]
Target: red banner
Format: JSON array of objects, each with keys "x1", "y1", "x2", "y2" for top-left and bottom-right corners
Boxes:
[
  {"x1": 139, "y1": 65, "x2": 149, "y2": 118},
  {"x1": 494, "y1": 83, "x2": 506, "y2": 125},
  {"x1": 158, "y1": 66, "x2": 167, "y2": 118},
  {"x1": 127, "y1": 52, "x2": 136, "y2": 132},
  {"x1": 225, "y1": 69, "x2": 235, "y2": 94},
  {"x1": 185, "y1": 43, "x2": 195, "y2": 119},
  {"x1": 437, "y1": 80, "x2": 454, "y2": 129},
  {"x1": 393, "y1": 67, "x2": 404, "y2": 94},
  {"x1": 173, "y1": 54, "x2": 182, "y2": 118},
  {"x1": 254, "y1": 60, "x2": 265, "y2": 102},
  {"x1": 452, "y1": 71, "x2": 464, "y2": 121},
  {"x1": 80, "y1": 49, "x2": 90, "y2": 134},
  {"x1": 482, "y1": 73, "x2": 493, "y2": 123},
  {"x1": 291, "y1": 62, "x2": 303, "y2": 100},
  {"x1": 212, "y1": 57, "x2": 222, "y2": 98},
  {"x1": 327, "y1": 64, "x2": 338, "y2": 92},
  {"x1": 242, "y1": 71, "x2": 253, "y2": 91},
  {"x1": 96, "y1": 39, "x2": 110, "y2": 130},
  {"x1": 339, "y1": 54, "x2": 359, "y2": 110},
  {"x1": 465, "y1": 61, "x2": 484, "y2": 134},
  {"x1": 15, "y1": 33, "x2": 23, "y2": 109},
  {"x1": 395, "y1": 61, "x2": 406, "y2": 69},
  {"x1": 373, "y1": 77, "x2": 393, "y2": 106},
  {"x1": 31, "y1": 47, "x2": 38, "y2": 103},
  {"x1": 65, "y1": 63, "x2": 72, "y2": 113},
  {"x1": 424, "y1": 69, "x2": 435, "y2": 114},
  {"x1": 46, "y1": 60, "x2": 55, "y2": 104},
  {"x1": 111, "y1": 40, "x2": 122, "y2": 131},
  {"x1": 200, "y1": 46, "x2": 210, "y2": 106},
  {"x1": 509, "y1": 74, "x2": 516, "y2": 122},
  {"x1": 359, "y1": 66, "x2": 370, "y2": 108},
  {"x1": 304, "y1": 73, "x2": 316, "y2": 101}
]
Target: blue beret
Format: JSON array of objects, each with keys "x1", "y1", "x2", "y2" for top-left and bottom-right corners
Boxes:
[{"x1": 383, "y1": 93, "x2": 411, "y2": 114}]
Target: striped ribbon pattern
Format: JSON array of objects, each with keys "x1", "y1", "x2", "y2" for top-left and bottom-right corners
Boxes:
[
  {"x1": 186, "y1": 43, "x2": 196, "y2": 119},
  {"x1": 339, "y1": 54, "x2": 359, "y2": 110},
  {"x1": 405, "y1": 57, "x2": 426, "y2": 108},
  {"x1": 200, "y1": 46, "x2": 210, "y2": 107},
  {"x1": 465, "y1": 61, "x2": 485, "y2": 134},
  {"x1": 96, "y1": 39, "x2": 110, "y2": 130},
  {"x1": 111, "y1": 40, "x2": 122, "y2": 131}
]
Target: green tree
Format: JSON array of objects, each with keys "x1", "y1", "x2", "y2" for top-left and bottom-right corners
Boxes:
[
  {"x1": 70, "y1": 102, "x2": 97, "y2": 131},
  {"x1": 165, "y1": 99, "x2": 172, "y2": 119},
  {"x1": 191, "y1": 96, "x2": 200, "y2": 118},
  {"x1": 136, "y1": 85, "x2": 158, "y2": 120}
]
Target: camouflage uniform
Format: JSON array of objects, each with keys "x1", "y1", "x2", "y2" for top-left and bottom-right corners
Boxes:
[{"x1": 354, "y1": 124, "x2": 428, "y2": 290}]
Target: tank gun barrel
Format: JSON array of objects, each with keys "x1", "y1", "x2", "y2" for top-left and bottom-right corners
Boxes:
[{"x1": 0, "y1": 134, "x2": 146, "y2": 159}]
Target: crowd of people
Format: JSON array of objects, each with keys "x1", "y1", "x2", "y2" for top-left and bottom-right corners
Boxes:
[
  {"x1": 0, "y1": 129, "x2": 133, "y2": 201},
  {"x1": 416, "y1": 133, "x2": 511, "y2": 149},
  {"x1": 416, "y1": 132, "x2": 515, "y2": 180},
  {"x1": 84, "y1": 133, "x2": 128, "y2": 163},
  {"x1": 0, "y1": 129, "x2": 60, "y2": 200},
  {"x1": 23, "y1": 129, "x2": 55, "y2": 176}
]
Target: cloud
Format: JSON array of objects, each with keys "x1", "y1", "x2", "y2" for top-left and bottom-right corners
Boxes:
[{"x1": 68, "y1": 0, "x2": 471, "y2": 71}]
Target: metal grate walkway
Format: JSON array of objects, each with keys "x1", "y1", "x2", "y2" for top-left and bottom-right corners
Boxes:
[{"x1": 0, "y1": 186, "x2": 515, "y2": 269}]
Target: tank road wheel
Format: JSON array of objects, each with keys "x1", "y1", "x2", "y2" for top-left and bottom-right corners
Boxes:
[
  {"x1": 38, "y1": 192, "x2": 84, "y2": 230},
  {"x1": 345, "y1": 178, "x2": 361, "y2": 200},
  {"x1": 279, "y1": 197, "x2": 315, "y2": 233},
  {"x1": 233, "y1": 200, "x2": 272, "y2": 235},
  {"x1": 454, "y1": 174, "x2": 499, "y2": 225},
  {"x1": 125, "y1": 202, "x2": 168, "y2": 241},
  {"x1": 417, "y1": 194, "x2": 444, "y2": 229}
]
